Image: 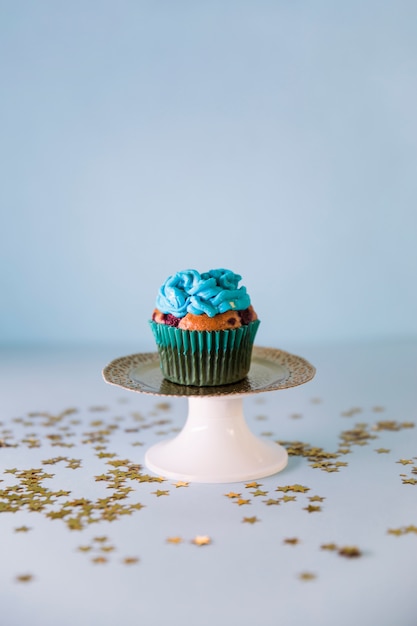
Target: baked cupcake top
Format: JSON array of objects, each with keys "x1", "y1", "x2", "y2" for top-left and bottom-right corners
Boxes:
[{"x1": 152, "y1": 268, "x2": 257, "y2": 331}]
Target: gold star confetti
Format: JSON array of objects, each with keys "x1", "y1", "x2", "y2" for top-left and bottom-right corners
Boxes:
[
  {"x1": 298, "y1": 572, "x2": 316, "y2": 581},
  {"x1": 15, "y1": 574, "x2": 34, "y2": 583},
  {"x1": 100, "y1": 545, "x2": 115, "y2": 553},
  {"x1": 303, "y1": 505, "x2": 322, "y2": 513},
  {"x1": 263, "y1": 498, "x2": 281, "y2": 506},
  {"x1": 224, "y1": 492, "x2": 241, "y2": 498},
  {"x1": 173, "y1": 481, "x2": 189, "y2": 488},
  {"x1": 375, "y1": 448, "x2": 390, "y2": 454},
  {"x1": 402, "y1": 478, "x2": 417, "y2": 485},
  {"x1": 155, "y1": 402, "x2": 171, "y2": 411},
  {"x1": 242, "y1": 516, "x2": 260, "y2": 524},
  {"x1": 405, "y1": 525, "x2": 417, "y2": 533},
  {"x1": 192, "y1": 535, "x2": 211, "y2": 546},
  {"x1": 277, "y1": 484, "x2": 310, "y2": 494},
  {"x1": 308, "y1": 495, "x2": 325, "y2": 502},
  {"x1": 233, "y1": 498, "x2": 251, "y2": 506},
  {"x1": 321, "y1": 543, "x2": 338, "y2": 551},
  {"x1": 92, "y1": 556, "x2": 108, "y2": 564},
  {"x1": 166, "y1": 536, "x2": 183, "y2": 544},
  {"x1": 245, "y1": 481, "x2": 262, "y2": 489},
  {"x1": 66, "y1": 458, "x2": 82, "y2": 470},
  {"x1": 281, "y1": 495, "x2": 297, "y2": 503},
  {"x1": 283, "y1": 538, "x2": 300, "y2": 545},
  {"x1": 387, "y1": 525, "x2": 417, "y2": 536},
  {"x1": 14, "y1": 526, "x2": 31, "y2": 532},
  {"x1": 338, "y1": 546, "x2": 362, "y2": 558},
  {"x1": 387, "y1": 528, "x2": 404, "y2": 537},
  {"x1": 152, "y1": 489, "x2": 169, "y2": 497},
  {"x1": 123, "y1": 557, "x2": 139, "y2": 564},
  {"x1": 250, "y1": 489, "x2": 268, "y2": 497},
  {"x1": 396, "y1": 459, "x2": 414, "y2": 465},
  {"x1": 77, "y1": 545, "x2": 92, "y2": 552}
]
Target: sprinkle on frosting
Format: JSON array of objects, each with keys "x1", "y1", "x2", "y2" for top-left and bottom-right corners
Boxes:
[{"x1": 156, "y1": 269, "x2": 251, "y2": 318}]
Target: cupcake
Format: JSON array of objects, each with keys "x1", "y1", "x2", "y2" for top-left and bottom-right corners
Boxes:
[{"x1": 149, "y1": 269, "x2": 260, "y2": 386}]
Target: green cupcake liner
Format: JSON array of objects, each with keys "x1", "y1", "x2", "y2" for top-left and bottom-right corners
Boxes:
[{"x1": 149, "y1": 319, "x2": 260, "y2": 386}]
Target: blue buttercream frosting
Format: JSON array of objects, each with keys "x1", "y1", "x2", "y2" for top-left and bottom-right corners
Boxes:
[{"x1": 156, "y1": 269, "x2": 251, "y2": 318}]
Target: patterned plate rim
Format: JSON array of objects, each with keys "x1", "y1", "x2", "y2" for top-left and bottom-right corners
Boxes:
[{"x1": 102, "y1": 346, "x2": 316, "y2": 398}]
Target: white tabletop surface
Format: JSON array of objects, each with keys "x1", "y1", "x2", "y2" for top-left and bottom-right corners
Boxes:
[{"x1": 1, "y1": 339, "x2": 416, "y2": 626}]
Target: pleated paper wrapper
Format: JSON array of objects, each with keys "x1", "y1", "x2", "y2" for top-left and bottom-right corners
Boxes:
[{"x1": 149, "y1": 319, "x2": 260, "y2": 386}]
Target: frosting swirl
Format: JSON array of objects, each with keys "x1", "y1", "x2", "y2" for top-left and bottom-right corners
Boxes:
[{"x1": 156, "y1": 268, "x2": 251, "y2": 318}]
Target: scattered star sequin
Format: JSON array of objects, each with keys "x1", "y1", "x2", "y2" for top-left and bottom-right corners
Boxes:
[
  {"x1": 233, "y1": 498, "x2": 251, "y2": 506},
  {"x1": 283, "y1": 538, "x2": 300, "y2": 545},
  {"x1": 123, "y1": 557, "x2": 139, "y2": 565},
  {"x1": 338, "y1": 546, "x2": 362, "y2": 558},
  {"x1": 320, "y1": 543, "x2": 338, "y2": 551},
  {"x1": 303, "y1": 505, "x2": 322, "y2": 513},
  {"x1": 298, "y1": 571, "x2": 317, "y2": 581},
  {"x1": 15, "y1": 574, "x2": 34, "y2": 583},
  {"x1": 192, "y1": 536, "x2": 211, "y2": 546}
]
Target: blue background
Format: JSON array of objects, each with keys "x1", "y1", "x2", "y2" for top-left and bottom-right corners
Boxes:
[{"x1": 1, "y1": 1, "x2": 416, "y2": 349}]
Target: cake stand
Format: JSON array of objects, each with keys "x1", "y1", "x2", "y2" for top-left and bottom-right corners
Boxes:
[{"x1": 103, "y1": 347, "x2": 315, "y2": 483}]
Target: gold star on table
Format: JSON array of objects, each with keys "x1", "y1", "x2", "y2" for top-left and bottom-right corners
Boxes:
[
  {"x1": 192, "y1": 535, "x2": 211, "y2": 546},
  {"x1": 245, "y1": 481, "x2": 263, "y2": 489},
  {"x1": 166, "y1": 536, "x2": 183, "y2": 544},
  {"x1": 404, "y1": 524, "x2": 417, "y2": 533},
  {"x1": 283, "y1": 537, "x2": 300, "y2": 545},
  {"x1": 304, "y1": 505, "x2": 322, "y2": 513},
  {"x1": 387, "y1": 528, "x2": 404, "y2": 537},
  {"x1": 277, "y1": 484, "x2": 310, "y2": 493},
  {"x1": 281, "y1": 495, "x2": 297, "y2": 503},
  {"x1": 298, "y1": 572, "x2": 317, "y2": 581},
  {"x1": 242, "y1": 516, "x2": 260, "y2": 524},
  {"x1": 338, "y1": 546, "x2": 362, "y2": 558},
  {"x1": 66, "y1": 459, "x2": 82, "y2": 470},
  {"x1": 321, "y1": 543, "x2": 338, "y2": 551},
  {"x1": 100, "y1": 545, "x2": 115, "y2": 553},
  {"x1": 151, "y1": 489, "x2": 169, "y2": 497},
  {"x1": 92, "y1": 556, "x2": 108, "y2": 564},
  {"x1": 77, "y1": 545, "x2": 92, "y2": 552},
  {"x1": 402, "y1": 478, "x2": 417, "y2": 485},
  {"x1": 224, "y1": 491, "x2": 241, "y2": 498},
  {"x1": 375, "y1": 448, "x2": 390, "y2": 454},
  {"x1": 233, "y1": 498, "x2": 251, "y2": 506},
  {"x1": 263, "y1": 498, "x2": 281, "y2": 506},
  {"x1": 172, "y1": 481, "x2": 189, "y2": 488},
  {"x1": 308, "y1": 495, "x2": 325, "y2": 502},
  {"x1": 250, "y1": 489, "x2": 268, "y2": 497},
  {"x1": 396, "y1": 459, "x2": 414, "y2": 465},
  {"x1": 14, "y1": 526, "x2": 31, "y2": 532},
  {"x1": 155, "y1": 402, "x2": 171, "y2": 411},
  {"x1": 123, "y1": 557, "x2": 139, "y2": 565},
  {"x1": 15, "y1": 574, "x2": 34, "y2": 583}
]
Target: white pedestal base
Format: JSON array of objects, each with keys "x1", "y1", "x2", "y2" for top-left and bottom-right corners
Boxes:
[{"x1": 145, "y1": 396, "x2": 288, "y2": 483}]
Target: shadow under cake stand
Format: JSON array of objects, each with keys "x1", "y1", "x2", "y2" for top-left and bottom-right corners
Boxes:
[{"x1": 103, "y1": 346, "x2": 315, "y2": 483}]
